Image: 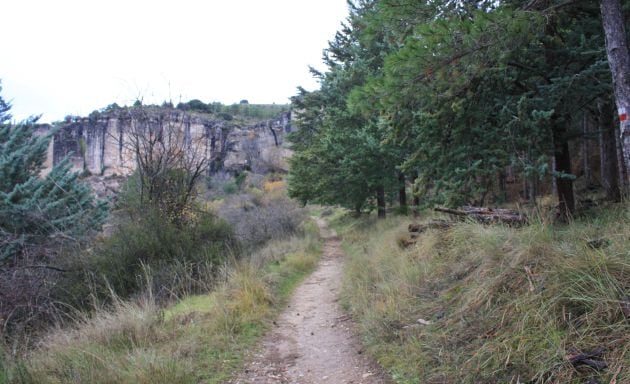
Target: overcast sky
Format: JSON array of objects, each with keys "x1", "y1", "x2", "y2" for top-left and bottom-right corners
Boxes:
[{"x1": 1, "y1": 0, "x2": 349, "y2": 123}]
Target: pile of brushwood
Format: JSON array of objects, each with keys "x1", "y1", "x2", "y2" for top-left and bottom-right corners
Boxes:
[{"x1": 434, "y1": 206, "x2": 528, "y2": 226}]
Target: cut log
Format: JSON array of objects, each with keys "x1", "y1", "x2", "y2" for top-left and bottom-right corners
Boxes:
[{"x1": 434, "y1": 206, "x2": 527, "y2": 226}]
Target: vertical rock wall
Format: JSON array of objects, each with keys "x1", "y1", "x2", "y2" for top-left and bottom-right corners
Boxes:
[{"x1": 44, "y1": 109, "x2": 294, "y2": 176}]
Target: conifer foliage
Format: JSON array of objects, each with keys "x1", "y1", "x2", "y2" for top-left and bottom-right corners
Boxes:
[
  {"x1": 0, "y1": 86, "x2": 107, "y2": 264},
  {"x1": 288, "y1": 0, "x2": 630, "y2": 218}
]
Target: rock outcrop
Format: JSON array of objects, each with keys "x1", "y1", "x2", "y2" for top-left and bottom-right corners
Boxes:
[{"x1": 41, "y1": 107, "x2": 295, "y2": 177}]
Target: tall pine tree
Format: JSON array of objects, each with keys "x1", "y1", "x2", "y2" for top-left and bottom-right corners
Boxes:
[{"x1": 288, "y1": 0, "x2": 401, "y2": 216}]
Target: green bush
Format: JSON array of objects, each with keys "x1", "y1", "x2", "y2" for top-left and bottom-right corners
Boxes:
[
  {"x1": 51, "y1": 164, "x2": 241, "y2": 306},
  {"x1": 234, "y1": 172, "x2": 247, "y2": 189},
  {"x1": 223, "y1": 181, "x2": 238, "y2": 195},
  {"x1": 83, "y1": 208, "x2": 237, "y2": 301}
]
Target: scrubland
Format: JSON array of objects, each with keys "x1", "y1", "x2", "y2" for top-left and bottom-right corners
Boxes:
[{"x1": 1, "y1": 175, "x2": 321, "y2": 384}]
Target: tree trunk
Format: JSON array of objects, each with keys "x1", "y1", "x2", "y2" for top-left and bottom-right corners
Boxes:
[
  {"x1": 527, "y1": 178, "x2": 538, "y2": 204},
  {"x1": 600, "y1": 0, "x2": 630, "y2": 189},
  {"x1": 582, "y1": 113, "x2": 591, "y2": 182},
  {"x1": 376, "y1": 186, "x2": 386, "y2": 219},
  {"x1": 599, "y1": 102, "x2": 621, "y2": 201},
  {"x1": 497, "y1": 170, "x2": 507, "y2": 203},
  {"x1": 553, "y1": 135, "x2": 575, "y2": 219},
  {"x1": 411, "y1": 171, "x2": 420, "y2": 218},
  {"x1": 398, "y1": 172, "x2": 407, "y2": 209},
  {"x1": 551, "y1": 154, "x2": 558, "y2": 198},
  {"x1": 616, "y1": 123, "x2": 629, "y2": 191},
  {"x1": 543, "y1": 18, "x2": 574, "y2": 218}
]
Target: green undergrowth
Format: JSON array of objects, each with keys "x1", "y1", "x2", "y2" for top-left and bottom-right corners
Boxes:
[
  {"x1": 333, "y1": 206, "x2": 630, "y2": 384},
  {"x1": 3, "y1": 219, "x2": 321, "y2": 384}
]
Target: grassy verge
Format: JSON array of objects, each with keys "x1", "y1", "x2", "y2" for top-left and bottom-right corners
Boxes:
[
  {"x1": 333, "y1": 207, "x2": 630, "y2": 384},
  {"x1": 3, "y1": 219, "x2": 321, "y2": 384}
]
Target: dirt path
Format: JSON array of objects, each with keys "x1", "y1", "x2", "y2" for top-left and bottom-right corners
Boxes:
[{"x1": 230, "y1": 218, "x2": 391, "y2": 384}]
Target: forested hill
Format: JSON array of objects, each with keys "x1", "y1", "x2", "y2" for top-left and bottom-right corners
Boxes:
[{"x1": 287, "y1": 0, "x2": 630, "y2": 218}]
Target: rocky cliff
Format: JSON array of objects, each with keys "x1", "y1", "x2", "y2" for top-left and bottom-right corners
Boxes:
[{"x1": 41, "y1": 107, "x2": 295, "y2": 177}]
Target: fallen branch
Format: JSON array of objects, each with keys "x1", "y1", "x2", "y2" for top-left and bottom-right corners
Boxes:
[{"x1": 566, "y1": 347, "x2": 608, "y2": 371}]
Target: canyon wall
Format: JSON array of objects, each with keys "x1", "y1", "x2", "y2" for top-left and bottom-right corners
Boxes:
[{"x1": 42, "y1": 108, "x2": 294, "y2": 177}]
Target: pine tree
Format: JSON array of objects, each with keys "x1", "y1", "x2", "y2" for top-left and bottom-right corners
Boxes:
[
  {"x1": 0, "y1": 86, "x2": 107, "y2": 264},
  {"x1": 360, "y1": 1, "x2": 613, "y2": 216},
  {"x1": 290, "y1": 1, "x2": 625, "y2": 217},
  {"x1": 288, "y1": 0, "x2": 401, "y2": 217}
]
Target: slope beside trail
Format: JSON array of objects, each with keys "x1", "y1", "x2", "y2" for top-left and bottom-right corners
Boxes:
[{"x1": 230, "y1": 218, "x2": 391, "y2": 384}]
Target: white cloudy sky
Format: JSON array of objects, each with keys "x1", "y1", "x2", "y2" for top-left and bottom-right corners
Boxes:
[{"x1": 1, "y1": 0, "x2": 349, "y2": 123}]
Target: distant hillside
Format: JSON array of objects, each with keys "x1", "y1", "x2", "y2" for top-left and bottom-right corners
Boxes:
[{"x1": 174, "y1": 99, "x2": 290, "y2": 122}]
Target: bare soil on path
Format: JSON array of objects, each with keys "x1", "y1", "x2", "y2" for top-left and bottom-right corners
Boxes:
[{"x1": 230, "y1": 218, "x2": 391, "y2": 384}]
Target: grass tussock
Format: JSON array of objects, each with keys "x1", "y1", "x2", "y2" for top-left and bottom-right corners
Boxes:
[
  {"x1": 2, "y1": 219, "x2": 321, "y2": 384},
  {"x1": 335, "y1": 206, "x2": 630, "y2": 384}
]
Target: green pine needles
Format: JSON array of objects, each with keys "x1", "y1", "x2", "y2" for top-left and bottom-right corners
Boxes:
[
  {"x1": 0, "y1": 89, "x2": 107, "y2": 263},
  {"x1": 287, "y1": 1, "x2": 621, "y2": 218}
]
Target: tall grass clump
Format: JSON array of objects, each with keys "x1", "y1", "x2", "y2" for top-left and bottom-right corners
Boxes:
[{"x1": 336, "y1": 205, "x2": 630, "y2": 384}]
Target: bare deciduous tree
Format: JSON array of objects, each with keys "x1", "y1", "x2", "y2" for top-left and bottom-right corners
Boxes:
[{"x1": 122, "y1": 108, "x2": 209, "y2": 224}]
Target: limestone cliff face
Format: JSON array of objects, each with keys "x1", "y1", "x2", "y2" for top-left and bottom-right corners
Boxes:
[{"x1": 43, "y1": 108, "x2": 294, "y2": 176}]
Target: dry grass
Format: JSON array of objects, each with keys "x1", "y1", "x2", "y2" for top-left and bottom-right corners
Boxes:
[
  {"x1": 335, "y1": 205, "x2": 630, "y2": 384},
  {"x1": 2, "y1": 219, "x2": 321, "y2": 384}
]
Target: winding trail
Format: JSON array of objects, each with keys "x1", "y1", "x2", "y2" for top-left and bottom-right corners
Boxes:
[{"x1": 230, "y1": 218, "x2": 391, "y2": 384}]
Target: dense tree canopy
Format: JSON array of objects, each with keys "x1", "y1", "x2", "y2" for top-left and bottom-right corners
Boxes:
[{"x1": 288, "y1": 0, "x2": 630, "y2": 218}]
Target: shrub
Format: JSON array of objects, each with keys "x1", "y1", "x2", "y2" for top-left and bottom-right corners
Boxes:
[
  {"x1": 222, "y1": 182, "x2": 238, "y2": 195},
  {"x1": 218, "y1": 192, "x2": 305, "y2": 251},
  {"x1": 219, "y1": 112, "x2": 233, "y2": 121},
  {"x1": 204, "y1": 172, "x2": 248, "y2": 200},
  {"x1": 83, "y1": 208, "x2": 237, "y2": 301}
]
